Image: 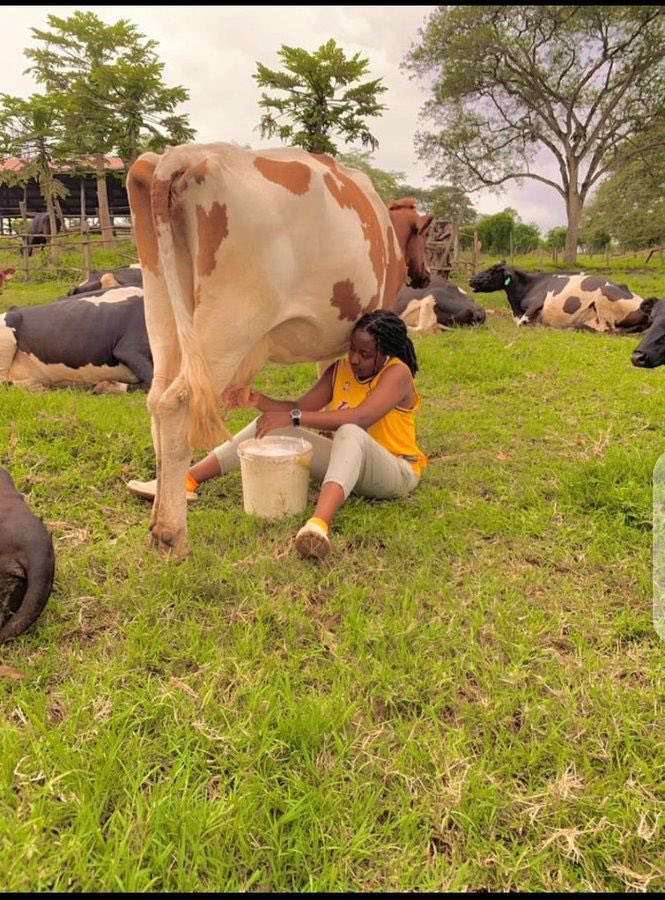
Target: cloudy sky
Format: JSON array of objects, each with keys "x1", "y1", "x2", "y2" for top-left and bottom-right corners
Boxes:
[{"x1": 4, "y1": 4, "x2": 567, "y2": 232}]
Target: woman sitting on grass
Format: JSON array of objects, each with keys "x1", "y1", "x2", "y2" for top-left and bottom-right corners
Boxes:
[{"x1": 127, "y1": 310, "x2": 428, "y2": 560}]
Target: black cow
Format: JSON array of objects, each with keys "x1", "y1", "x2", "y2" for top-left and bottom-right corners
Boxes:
[
  {"x1": 25, "y1": 212, "x2": 62, "y2": 257},
  {"x1": 0, "y1": 467, "x2": 55, "y2": 643},
  {"x1": 68, "y1": 265, "x2": 143, "y2": 296},
  {"x1": 395, "y1": 282, "x2": 486, "y2": 331},
  {"x1": 0, "y1": 286, "x2": 153, "y2": 392},
  {"x1": 469, "y1": 260, "x2": 647, "y2": 332},
  {"x1": 631, "y1": 298, "x2": 665, "y2": 368}
]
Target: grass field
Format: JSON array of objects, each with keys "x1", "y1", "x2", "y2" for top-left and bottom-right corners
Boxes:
[{"x1": 0, "y1": 249, "x2": 664, "y2": 890}]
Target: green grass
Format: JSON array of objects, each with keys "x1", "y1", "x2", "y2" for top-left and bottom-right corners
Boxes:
[{"x1": 0, "y1": 255, "x2": 664, "y2": 890}]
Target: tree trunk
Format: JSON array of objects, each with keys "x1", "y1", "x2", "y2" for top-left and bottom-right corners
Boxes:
[
  {"x1": 564, "y1": 190, "x2": 582, "y2": 266},
  {"x1": 46, "y1": 197, "x2": 58, "y2": 267},
  {"x1": 95, "y1": 153, "x2": 114, "y2": 248}
]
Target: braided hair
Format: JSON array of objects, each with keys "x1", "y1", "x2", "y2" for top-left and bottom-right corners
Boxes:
[{"x1": 352, "y1": 309, "x2": 419, "y2": 376}]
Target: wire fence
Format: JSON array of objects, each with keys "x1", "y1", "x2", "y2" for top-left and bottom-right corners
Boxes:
[{"x1": 0, "y1": 228, "x2": 138, "y2": 286}]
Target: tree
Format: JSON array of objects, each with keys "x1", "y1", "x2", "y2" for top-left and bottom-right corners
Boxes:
[
  {"x1": 254, "y1": 39, "x2": 387, "y2": 154},
  {"x1": 400, "y1": 184, "x2": 476, "y2": 226},
  {"x1": 513, "y1": 221, "x2": 541, "y2": 254},
  {"x1": 337, "y1": 150, "x2": 406, "y2": 204},
  {"x1": 404, "y1": 6, "x2": 665, "y2": 265},
  {"x1": 0, "y1": 93, "x2": 69, "y2": 264},
  {"x1": 24, "y1": 11, "x2": 195, "y2": 243},
  {"x1": 545, "y1": 226, "x2": 568, "y2": 252},
  {"x1": 580, "y1": 126, "x2": 665, "y2": 251},
  {"x1": 475, "y1": 210, "x2": 515, "y2": 256}
]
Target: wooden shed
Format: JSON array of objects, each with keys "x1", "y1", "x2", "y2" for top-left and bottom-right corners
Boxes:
[{"x1": 0, "y1": 156, "x2": 130, "y2": 234}]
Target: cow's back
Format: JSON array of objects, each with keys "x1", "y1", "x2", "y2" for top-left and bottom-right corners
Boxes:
[
  {"x1": 535, "y1": 274, "x2": 645, "y2": 330},
  {"x1": 128, "y1": 142, "x2": 404, "y2": 447}
]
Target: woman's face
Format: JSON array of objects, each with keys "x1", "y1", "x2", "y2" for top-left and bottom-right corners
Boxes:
[{"x1": 348, "y1": 328, "x2": 386, "y2": 381}]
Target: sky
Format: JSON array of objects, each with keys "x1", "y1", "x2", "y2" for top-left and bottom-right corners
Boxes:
[{"x1": 3, "y1": 4, "x2": 568, "y2": 233}]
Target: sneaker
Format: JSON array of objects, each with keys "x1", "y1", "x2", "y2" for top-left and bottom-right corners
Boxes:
[
  {"x1": 295, "y1": 520, "x2": 331, "y2": 560},
  {"x1": 126, "y1": 478, "x2": 199, "y2": 503}
]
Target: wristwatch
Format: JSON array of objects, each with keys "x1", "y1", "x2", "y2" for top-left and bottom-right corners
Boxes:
[{"x1": 290, "y1": 408, "x2": 302, "y2": 427}]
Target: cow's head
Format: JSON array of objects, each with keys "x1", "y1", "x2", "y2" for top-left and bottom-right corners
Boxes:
[
  {"x1": 631, "y1": 298, "x2": 665, "y2": 368},
  {"x1": 0, "y1": 267, "x2": 16, "y2": 295},
  {"x1": 469, "y1": 260, "x2": 513, "y2": 294},
  {"x1": 388, "y1": 199, "x2": 433, "y2": 289}
]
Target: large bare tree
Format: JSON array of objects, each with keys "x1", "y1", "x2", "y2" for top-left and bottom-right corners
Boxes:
[{"x1": 404, "y1": 5, "x2": 665, "y2": 264}]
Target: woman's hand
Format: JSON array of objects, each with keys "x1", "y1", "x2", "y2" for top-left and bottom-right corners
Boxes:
[
  {"x1": 256, "y1": 410, "x2": 292, "y2": 438},
  {"x1": 222, "y1": 385, "x2": 261, "y2": 411}
]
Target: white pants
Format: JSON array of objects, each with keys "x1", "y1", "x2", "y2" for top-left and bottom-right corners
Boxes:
[{"x1": 213, "y1": 419, "x2": 420, "y2": 500}]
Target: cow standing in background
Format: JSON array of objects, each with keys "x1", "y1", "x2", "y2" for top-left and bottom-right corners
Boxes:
[
  {"x1": 469, "y1": 260, "x2": 648, "y2": 332},
  {"x1": 127, "y1": 142, "x2": 433, "y2": 558},
  {"x1": 25, "y1": 212, "x2": 63, "y2": 257}
]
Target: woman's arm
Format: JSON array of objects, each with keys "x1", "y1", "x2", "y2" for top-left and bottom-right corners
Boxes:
[
  {"x1": 255, "y1": 364, "x2": 414, "y2": 438},
  {"x1": 224, "y1": 365, "x2": 335, "y2": 413}
]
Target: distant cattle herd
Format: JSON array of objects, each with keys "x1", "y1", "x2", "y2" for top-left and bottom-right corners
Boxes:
[{"x1": 0, "y1": 145, "x2": 663, "y2": 639}]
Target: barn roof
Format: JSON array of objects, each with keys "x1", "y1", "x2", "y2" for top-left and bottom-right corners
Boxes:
[{"x1": 0, "y1": 156, "x2": 125, "y2": 174}]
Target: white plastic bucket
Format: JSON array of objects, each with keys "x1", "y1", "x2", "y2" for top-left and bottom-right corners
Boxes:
[{"x1": 237, "y1": 435, "x2": 313, "y2": 519}]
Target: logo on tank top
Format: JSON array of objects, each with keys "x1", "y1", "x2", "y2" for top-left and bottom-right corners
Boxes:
[{"x1": 337, "y1": 401, "x2": 350, "y2": 410}]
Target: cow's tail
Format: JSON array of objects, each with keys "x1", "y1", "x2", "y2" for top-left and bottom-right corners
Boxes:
[
  {"x1": 0, "y1": 533, "x2": 54, "y2": 643},
  {"x1": 151, "y1": 161, "x2": 230, "y2": 450}
]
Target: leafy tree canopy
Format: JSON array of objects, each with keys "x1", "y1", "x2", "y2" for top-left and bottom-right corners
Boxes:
[
  {"x1": 24, "y1": 11, "x2": 195, "y2": 165},
  {"x1": 545, "y1": 226, "x2": 568, "y2": 252},
  {"x1": 462, "y1": 208, "x2": 541, "y2": 256},
  {"x1": 337, "y1": 150, "x2": 405, "y2": 204},
  {"x1": 581, "y1": 125, "x2": 665, "y2": 251},
  {"x1": 404, "y1": 5, "x2": 665, "y2": 264},
  {"x1": 254, "y1": 39, "x2": 387, "y2": 155},
  {"x1": 400, "y1": 183, "x2": 476, "y2": 225}
]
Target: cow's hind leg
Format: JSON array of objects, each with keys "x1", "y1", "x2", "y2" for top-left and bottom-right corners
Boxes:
[{"x1": 148, "y1": 375, "x2": 192, "y2": 559}]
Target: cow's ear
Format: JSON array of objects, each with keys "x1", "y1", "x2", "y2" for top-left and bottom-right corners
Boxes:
[
  {"x1": 3, "y1": 268, "x2": 15, "y2": 279},
  {"x1": 418, "y1": 213, "x2": 434, "y2": 236}
]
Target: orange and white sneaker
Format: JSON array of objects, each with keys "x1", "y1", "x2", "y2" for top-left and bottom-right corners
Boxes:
[
  {"x1": 126, "y1": 477, "x2": 199, "y2": 503},
  {"x1": 295, "y1": 518, "x2": 331, "y2": 560}
]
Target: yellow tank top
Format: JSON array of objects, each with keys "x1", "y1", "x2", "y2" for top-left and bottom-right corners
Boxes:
[{"x1": 330, "y1": 357, "x2": 428, "y2": 475}]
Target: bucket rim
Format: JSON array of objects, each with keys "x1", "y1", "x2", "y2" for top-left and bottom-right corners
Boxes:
[{"x1": 238, "y1": 435, "x2": 313, "y2": 461}]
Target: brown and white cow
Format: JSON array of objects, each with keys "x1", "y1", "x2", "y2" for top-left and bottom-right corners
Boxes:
[
  {"x1": 127, "y1": 142, "x2": 433, "y2": 558},
  {"x1": 0, "y1": 267, "x2": 15, "y2": 295},
  {"x1": 469, "y1": 261, "x2": 648, "y2": 332}
]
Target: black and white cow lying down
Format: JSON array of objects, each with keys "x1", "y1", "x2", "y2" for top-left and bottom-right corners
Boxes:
[
  {"x1": 68, "y1": 264, "x2": 143, "y2": 296},
  {"x1": 469, "y1": 261, "x2": 648, "y2": 333},
  {"x1": 395, "y1": 282, "x2": 487, "y2": 332},
  {"x1": 631, "y1": 298, "x2": 665, "y2": 369},
  {"x1": 0, "y1": 466, "x2": 55, "y2": 643},
  {"x1": 0, "y1": 285, "x2": 152, "y2": 393}
]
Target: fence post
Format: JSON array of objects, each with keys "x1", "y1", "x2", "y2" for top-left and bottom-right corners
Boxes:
[
  {"x1": 472, "y1": 230, "x2": 480, "y2": 274},
  {"x1": 83, "y1": 235, "x2": 92, "y2": 280}
]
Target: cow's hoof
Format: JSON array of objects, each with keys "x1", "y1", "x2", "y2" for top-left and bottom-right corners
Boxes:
[
  {"x1": 149, "y1": 526, "x2": 190, "y2": 560},
  {"x1": 93, "y1": 381, "x2": 128, "y2": 395}
]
